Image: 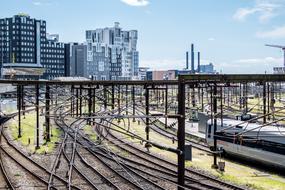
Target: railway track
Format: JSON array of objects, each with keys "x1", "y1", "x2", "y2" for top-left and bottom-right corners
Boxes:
[
  {"x1": 54, "y1": 107, "x2": 166, "y2": 190},
  {"x1": 0, "y1": 87, "x2": 248, "y2": 190},
  {"x1": 88, "y1": 101, "x2": 246, "y2": 190},
  {"x1": 0, "y1": 119, "x2": 84, "y2": 190},
  {"x1": 93, "y1": 115, "x2": 245, "y2": 190},
  {"x1": 0, "y1": 126, "x2": 50, "y2": 189},
  {"x1": 62, "y1": 100, "x2": 245, "y2": 190},
  {"x1": 63, "y1": 131, "x2": 98, "y2": 189},
  {"x1": 95, "y1": 122, "x2": 218, "y2": 189},
  {"x1": 0, "y1": 117, "x2": 15, "y2": 190},
  {"x1": 50, "y1": 109, "x2": 99, "y2": 190}
]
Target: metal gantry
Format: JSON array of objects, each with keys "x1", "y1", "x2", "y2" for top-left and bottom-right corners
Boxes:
[{"x1": 1, "y1": 74, "x2": 285, "y2": 190}]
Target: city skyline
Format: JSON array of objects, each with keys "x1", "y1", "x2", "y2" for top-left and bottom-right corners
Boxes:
[{"x1": 1, "y1": 0, "x2": 285, "y2": 73}]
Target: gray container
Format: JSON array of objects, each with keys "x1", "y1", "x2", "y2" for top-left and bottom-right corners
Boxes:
[{"x1": 198, "y1": 112, "x2": 209, "y2": 134}]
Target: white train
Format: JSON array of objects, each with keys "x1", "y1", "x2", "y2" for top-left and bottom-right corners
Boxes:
[{"x1": 206, "y1": 119, "x2": 285, "y2": 168}]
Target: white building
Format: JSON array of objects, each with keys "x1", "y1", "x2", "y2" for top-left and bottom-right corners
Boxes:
[{"x1": 138, "y1": 67, "x2": 149, "y2": 80}]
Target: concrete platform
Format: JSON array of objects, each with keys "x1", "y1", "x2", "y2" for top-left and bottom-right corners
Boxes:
[
  {"x1": 158, "y1": 118, "x2": 206, "y2": 140},
  {"x1": 185, "y1": 120, "x2": 205, "y2": 139}
]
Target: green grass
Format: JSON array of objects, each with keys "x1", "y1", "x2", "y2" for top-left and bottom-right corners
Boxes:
[
  {"x1": 229, "y1": 98, "x2": 285, "y2": 124},
  {"x1": 113, "y1": 119, "x2": 179, "y2": 160},
  {"x1": 83, "y1": 125, "x2": 97, "y2": 141},
  {"x1": 82, "y1": 122, "x2": 130, "y2": 156},
  {"x1": 9, "y1": 112, "x2": 61, "y2": 154},
  {"x1": 111, "y1": 118, "x2": 285, "y2": 190},
  {"x1": 81, "y1": 105, "x2": 103, "y2": 114}
]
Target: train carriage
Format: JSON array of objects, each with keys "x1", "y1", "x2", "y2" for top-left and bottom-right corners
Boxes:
[{"x1": 206, "y1": 119, "x2": 285, "y2": 168}]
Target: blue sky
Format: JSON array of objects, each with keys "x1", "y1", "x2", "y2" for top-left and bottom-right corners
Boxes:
[{"x1": 1, "y1": 0, "x2": 285, "y2": 73}]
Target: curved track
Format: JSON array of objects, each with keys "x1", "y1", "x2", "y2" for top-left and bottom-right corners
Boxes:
[
  {"x1": 94, "y1": 114, "x2": 245, "y2": 190},
  {"x1": 0, "y1": 86, "x2": 247, "y2": 190}
]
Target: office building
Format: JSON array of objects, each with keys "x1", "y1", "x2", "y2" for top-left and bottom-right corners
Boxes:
[
  {"x1": 0, "y1": 13, "x2": 68, "y2": 79},
  {"x1": 69, "y1": 43, "x2": 88, "y2": 77}
]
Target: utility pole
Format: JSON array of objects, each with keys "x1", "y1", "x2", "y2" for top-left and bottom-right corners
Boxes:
[
  {"x1": 145, "y1": 86, "x2": 149, "y2": 141},
  {"x1": 263, "y1": 82, "x2": 267, "y2": 124},
  {"x1": 177, "y1": 77, "x2": 186, "y2": 190},
  {"x1": 0, "y1": 29, "x2": 3, "y2": 78},
  {"x1": 212, "y1": 84, "x2": 218, "y2": 168},
  {"x1": 132, "y1": 85, "x2": 135, "y2": 122},
  {"x1": 165, "y1": 85, "x2": 168, "y2": 128},
  {"x1": 36, "y1": 84, "x2": 40, "y2": 149},
  {"x1": 17, "y1": 85, "x2": 22, "y2": 138},
  {"x1": 45, "y1": 85, "x2": 50, "y2": 142}
]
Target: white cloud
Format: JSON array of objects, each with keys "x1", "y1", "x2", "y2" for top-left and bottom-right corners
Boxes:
[
  {"x1": 216, "y1": 56, "x2": 283, "y2": 74},
  {"x1": 33, "y1": 1, "x2": 42, "y2": 6},
  {"x1": 233, "y1": 7, "x2": 259, "y2": 21},
  {"x1": 140, "y1": 59, "x2": 210, "y2": 70},
  {"x1": 233, "y1": 0, "x2": 282, "y2": 23},
  {"x1": 140, "y1": 59, "x2": 184, "y2": 70},
  {"x1": 121, "y1": 0, "x2": 149, "y2": 6},
  {"x1": 141, "y1": 57, "x2": 283, "y2": 74},
  {"x1": 32, "y1": 0, "x2": 53, "y2": 6},
  {"x1": 234, "y1": 57, "x2": 282, "y2": 65},
  {"x1": 256, "y1": 25, "x2": 285, "y2": 38},
  {"x1": 208, "y1": 38, "x2": 215, "y2": 41}
]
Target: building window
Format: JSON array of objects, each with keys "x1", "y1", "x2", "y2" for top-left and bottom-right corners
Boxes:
[{"x1": 98, "y1": 61, "x2": 105, "y2": 72}]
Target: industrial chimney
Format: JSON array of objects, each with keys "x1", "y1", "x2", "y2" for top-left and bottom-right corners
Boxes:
[
  {"x1": 186, "y1": 51, "x2": 189, "y2": 70},
  {"x1": 191, "y1": 44, "x2": 195, "y2": 73},
  {"x1": 197, "y1": 52, "x2": 200, "y2": 73}
]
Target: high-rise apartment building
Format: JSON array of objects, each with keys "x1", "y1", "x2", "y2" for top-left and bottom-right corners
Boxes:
[
  {"x1": 0, "y1": 14, "x2": 68, "y2": 79},
  {"x1": 86, "y1": 22, "x2": 139, "y2": 80}
]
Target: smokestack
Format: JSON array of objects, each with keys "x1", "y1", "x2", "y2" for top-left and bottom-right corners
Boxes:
[
  {"x1": 186, "y1": 51, "x2": 189, "y2": 70},
  {"x1": 197, "y1": 52, "x2": 200, "y2": 73},
  {"x1": 283, "y1": 50, "x2": 285, "y2": 67},
  {"x1": 191, "y1": 44, "x2": 195, "y2": 73}
]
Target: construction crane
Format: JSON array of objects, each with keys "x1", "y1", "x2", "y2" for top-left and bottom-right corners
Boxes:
[{"x1": 265, "y1": 44, "x2": 285, "y2": 67}]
